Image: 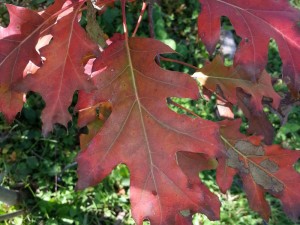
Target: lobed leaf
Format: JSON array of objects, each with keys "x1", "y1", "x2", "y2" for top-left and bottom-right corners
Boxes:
[
  {"x1": 0, "y1": 4, "x2": 44, "y2": 122},
  {"x1": 236, "y1": 89, "x2": 275, "y2": 144},
  {"x1": 217, "y1": 119, "x2": 300, "y2": 221},
  {"x1": 198, "y1": 0, "x2": 300, "y2": 95},
  {"x1": 193, "y1": 55, "x2": 280, "y2": 143},
  {"x1": 16, "y1": 2, "x2": 99, "y2": 135},
  {"x1": 76, "y1": 35, "x2": 222, "y2": 224},
  {"x1": 193, "y1": 56, "x2": 280, "y2": 110}
]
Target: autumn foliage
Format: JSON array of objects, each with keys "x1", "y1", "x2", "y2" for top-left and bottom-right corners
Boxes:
[{"x1": 0, "y1": 0, "x2": 300, "y2": 224}]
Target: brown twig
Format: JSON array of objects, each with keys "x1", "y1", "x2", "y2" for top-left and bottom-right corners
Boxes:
[
  {"x1": 159, "y1": 56, "x2": 199, "y2": 71},
  {"x1": 132, "y1": 2, "x2": 148, "y2": 37},
  {"x1": 122, "y1": 0, "x2": 128, "y2": 39},
  {"x1": 167, "y1": 98, "x2": 199, "y2": 118},
  {"x1": 147, "y1": 0, "x2": 155, "y2": 38}
]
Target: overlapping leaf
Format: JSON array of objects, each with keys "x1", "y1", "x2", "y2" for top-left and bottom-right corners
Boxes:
[
  {"x1": 79, "y1": 101, "x2": 112, "y2": 149},
  {"x1": 217, "y1": 119, "x2": 300, "y2": 220},
  {"x1": 236, "y1": 89, "x2": 275, "y2": 144},
  {"x1": 198, "y1": 0, "x2": 300, "y2": 94},
  {"x1": 76, "y1": 36, "x2": 222, "y2": 224},
  {"x1": 39, "y1": 0, "x2": 66, "y2": 19},
  {"x1": 0, "y1": 4, "x2": 44, "y2": 122},
  {"x1": 16, "y1": 2, "x2": 99, "y2": 135},
  {"x1": 193, "y1": 56, "x2": 280, "y2": 143},
  {"x1": 193, "y1": 56, "x2": 280, "y2": 110}
]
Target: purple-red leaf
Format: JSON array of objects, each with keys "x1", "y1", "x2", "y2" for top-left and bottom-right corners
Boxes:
[
  {"x1": 76, "y1": 36, "x2": 222, "y2": 224},
  {"x1": 198, "y1": 0, "x2": 300, "y2": 94},
  {"x1": 193, "y1": 55, "x2": 280, "y2": 143},
  {"x1": 217, "y1": 119, "x2": 300, "y2": 221},
  {"x1": 193, "y1": 56, "x2": 281, "y2": 111},
  {"x1": 0, "y1": 4, "x2": 44, "y2": 122},
  {"x1": 16, "y1": 2, "x2": 99, "y2": 135},
  {"x1": 236, "y1": 89, "x2": 275, "y2": 144}
]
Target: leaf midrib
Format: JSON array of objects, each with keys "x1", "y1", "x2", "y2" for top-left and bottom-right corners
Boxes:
[
  {"x1": 221, "y1": 136, "x2": 285, "y2": 189},
  {"x1": 124, "y1": 38, "x2": 162, "y2": 219},
  {"x1": 198, "y1": 72, "x2": 270, "y2": 89}
]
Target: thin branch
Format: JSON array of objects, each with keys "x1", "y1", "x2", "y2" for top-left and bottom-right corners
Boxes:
[
  {"x1": 148, "y1": 0, "x2": 155, "y2": 38},
  {"x1": 159, "y1": 56, "x2": 200, "y2": 71},
  {"x1": 0, "y1": 210, "x2": 25, "y2": 222},
  {"x1": 60, "y1": 162, "x2": 78, "y2": 175},
  {"x1": 167, "y1": 98, "x2": 200, "y2": 118},
  {"x1": 122, "y1": 0, "x2": 129, "y2": 40},
  {"x1": 132, "y1": 2, "x2": 148, "y2": 37}
]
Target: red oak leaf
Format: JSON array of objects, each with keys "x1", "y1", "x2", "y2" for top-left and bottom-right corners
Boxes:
[
  {"x1": 76, "y1": 36, "x2": 222, "y2": 224},
  {"x1": 177, "y1": 152, "x2": 218, "y2": 183},
  {"x1": 79, "y1": 101, "x2": 112, "y2": 149},
  {"x1": 16, "y1": 2, "x2": 99, "y2": 135},
  {"x1": 175, "y1": 151, "x2": 220, "y2": 221},
  {"x1": 217, "y1": 119, "x2": 300, "y2": 221},
  {"x1": 198, "y1": 0, "x2": 300, "y2": 94},
  {"x1": 193, "y1": 55, "x2": 280, "y2": 143},
  {"x1": 236, "y1": 89, "x2": 275, "y2": 144},
  {"x1": 193, "y1": 56, "x2": 280, "y2": 110},
  {"x1": 0, "y1": 4, "x2": 44, "y2": 122},
  {"x1": 39, "y1": 0, "x2": 66, "y2": 19}
]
